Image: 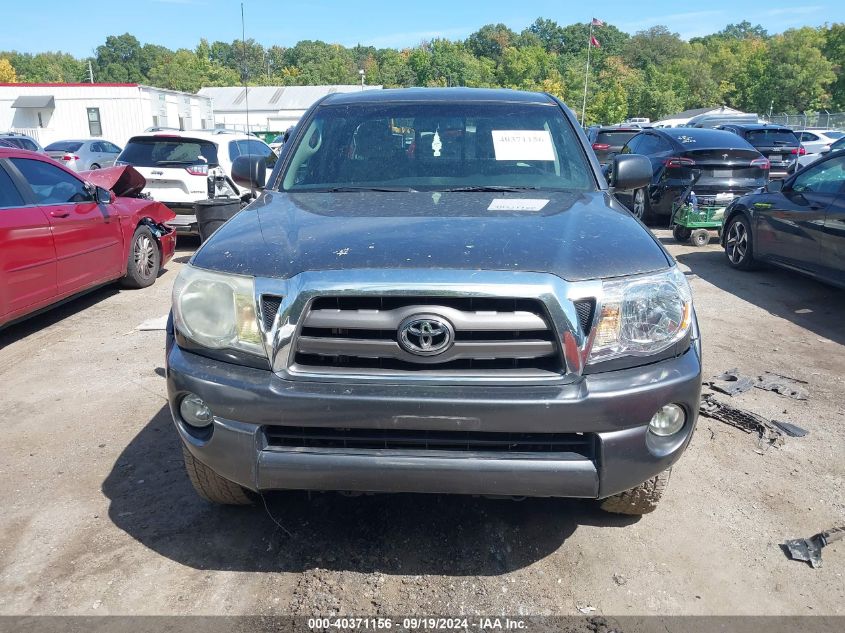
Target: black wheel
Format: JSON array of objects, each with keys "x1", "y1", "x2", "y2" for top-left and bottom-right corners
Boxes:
[
  {"x1": 631, "y1": 187, "x2": 654, "y2": 223},
  {"x1": 599, "y1": 468, "x2": 671, "y2": 515},
  {"x1": 90, "y1": 163, "x2": 101, "y2": 170},
  {"x1": 121, "y1": 225, "x2": 160, "y2": 289},
  {"x1": 672, "y1": 225, "x2": 692, "y2": 242},
  {"x1": 181, "y1": 444, "x2": 253, "y2": 505},
  {"x1": 689, "y1": 228, "x2": 711, "y2": 247},
  {"x1": 724, "y1": 215, "x2": 757, "y2": 270}
]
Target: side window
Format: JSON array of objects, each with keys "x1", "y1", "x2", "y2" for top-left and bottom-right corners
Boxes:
[
  {"x1": 90, "y1": 142, "x2": 103, "y2": 153},
  {"x1": 0, "y1": 166, "x2": 25, "y2": 208},
  {"x1": 799, "y1": 132, "x2": 818, "y2": 142},
  {"x1": 248, "y1": 140, "x2": 277, "y2": 167},
  {"x1": 792, "y1": 155, "x2": 845, "y2": 194},
  {"x1": 636, "y1": 134, "x2": 660, "y2": 155},
  {"x1": 228, "y1": 140, "x2": 241, "y2": 161},
  {"x1": 106, "y1": 142, "x2": 121, "y2": 153},
  {"x1": 20, "y1": 138, "x2": 39, "y2": 151},
  {"x1": 10, "y1": 158, "x2": 94, "y2": 205},
  {"x1": 622, "y1": 134, "x2": 642, "y2": 154},
  {"x1": 653, "y1": 136, "x2": 673, "y2": 153}
]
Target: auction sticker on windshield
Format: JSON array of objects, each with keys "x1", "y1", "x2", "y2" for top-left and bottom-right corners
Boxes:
[{"x1": 491, "y1": 130, "x2": 555, "y2": 161}]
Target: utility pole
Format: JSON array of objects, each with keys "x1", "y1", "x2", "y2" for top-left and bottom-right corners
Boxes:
[
  {"x1": 241, "y1": 2, "x2": 250, "y2": 133},
  {"x1": 88, "y1": 60, "x2": 94, "y2": 84},
  {"x1": 581, "y1": 21, "x2": 594, "y2": 127}
]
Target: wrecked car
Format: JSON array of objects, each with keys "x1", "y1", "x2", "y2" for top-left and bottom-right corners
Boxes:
[
  {"x1": 0, "y1": 150, "x2": 176, "y2": 329},
  {"x1": 167, "y1": 88, "x2": 702, "y2": 515}
]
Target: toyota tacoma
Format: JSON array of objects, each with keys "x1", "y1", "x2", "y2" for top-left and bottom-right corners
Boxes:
[{"x1": 166, "y1": 88, "x2": 702, "y2": 515}]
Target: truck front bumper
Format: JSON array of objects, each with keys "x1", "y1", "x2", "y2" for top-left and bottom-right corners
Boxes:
[{"x1": 166, "y1": 339, "x2": 702, "y2": 499}]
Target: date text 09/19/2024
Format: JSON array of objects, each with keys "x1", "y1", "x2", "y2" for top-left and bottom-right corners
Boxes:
[{"x1": 307, "y1": 617, "x2": 527, "y2": 630}]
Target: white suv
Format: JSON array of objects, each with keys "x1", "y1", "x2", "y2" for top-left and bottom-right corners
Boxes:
[{"x1": 116, "y1": 130, "x2": 277, "y2": 234}]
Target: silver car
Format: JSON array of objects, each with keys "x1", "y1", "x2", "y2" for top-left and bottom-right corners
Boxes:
[{"x1": 44, "y1": 139, "x2": 123, "y2": 171}]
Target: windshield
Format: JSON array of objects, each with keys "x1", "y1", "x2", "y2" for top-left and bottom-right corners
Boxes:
[
  {"x1": 746, "y1": 129, "x2": 799, "y2": 146},
  {"x1": 118, "y1": 137, "x2": 219, "y2": 167},
  {"x1": 280, "y1": 102, "x2": 593, "y2": 192},
  {"x1": 596, "y1": 130, "x2": 638, "y2": 146},
  {"x1": 45, "y1": 141, "x2": 83, "y2": 152}
]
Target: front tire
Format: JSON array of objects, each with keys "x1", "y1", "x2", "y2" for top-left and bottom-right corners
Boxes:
[
  {"x1": 599, "y1": 468, "x2": 671, "y2": 515},
  {"x1": 724, "y1": 215, "x2": 757, "y2": 270},
  {"x1": 121, "y1": 225, "x2": 160, "y2": 289},
  {"x1": 181, "y1": 444, "x2": 253, "y2": 505},
  {"x1": 672, "y1": 225, "x2": 692, "y2": 242},
  {"x1": 90, "y1": 163, "x2": 101, "y2": 170},
  {"x1": 631, "y1": 187, "x2": 654, "y2": 223}
]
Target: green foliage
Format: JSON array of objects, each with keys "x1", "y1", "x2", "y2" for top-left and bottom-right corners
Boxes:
[{"x1": 4, "y1": 19, "x2": 843, "y2": 124}]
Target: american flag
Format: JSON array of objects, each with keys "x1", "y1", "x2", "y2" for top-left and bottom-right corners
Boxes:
[
  {"x1": 591, "y1": 17, "x2": 604, "y2": 27},
  {"x1": 590, "y1": 35, "x2": 601, "y2": 48}
]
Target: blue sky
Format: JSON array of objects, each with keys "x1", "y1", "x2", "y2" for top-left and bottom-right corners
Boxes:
[{"x1": 5, "y1": 0, "x2": 843, "y2": 57}]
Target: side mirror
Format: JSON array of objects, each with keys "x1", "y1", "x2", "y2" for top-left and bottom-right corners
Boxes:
[
  {"x1": 609, "y1": 154, "x2": 652, "y2": 191},
  {"x1": 767, "y1": 179, "x2": 785, "y2": 193},
  {"x1": 231, "y1": 155, "x2": 267, "y2": 191},
  {"x1": 95, "y1": 186, "x2": 113, "y2": 204},
  {"x1": 820, "y1": 146, "x2": 831, "y2": 155}
]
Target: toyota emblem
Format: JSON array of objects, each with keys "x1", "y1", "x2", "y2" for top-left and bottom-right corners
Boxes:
[{"x1": 398, "y1": 315, "x2": 454, "y2": 356}]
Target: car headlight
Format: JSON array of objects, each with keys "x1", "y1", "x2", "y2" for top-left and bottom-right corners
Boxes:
[
  {"x1": 172, "y1": 264, "x2": 265, "y2": 357},
  {"x1": 588, "y1": 267, "x2": 692, "y2": 364}
]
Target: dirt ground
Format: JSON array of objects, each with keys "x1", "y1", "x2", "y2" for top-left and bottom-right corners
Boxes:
[{"x1": 1, "y1": 230, "x2": 843, "y2": 617}]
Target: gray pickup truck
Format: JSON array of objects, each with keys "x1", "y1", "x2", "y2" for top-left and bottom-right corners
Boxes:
[{"x1": 166, "y1": 88, "x2": 702, "y2": 515}]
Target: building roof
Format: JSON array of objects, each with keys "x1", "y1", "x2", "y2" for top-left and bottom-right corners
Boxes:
[
  {"x1": 198, "y1": 85, "x2": 383, "y2": 112},
  {"x1": 12, "y1": 95, "x2": 55, "y2": 108}
]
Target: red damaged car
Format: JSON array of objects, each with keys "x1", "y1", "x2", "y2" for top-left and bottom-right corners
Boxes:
[{"x1": 0, "y1": 148, "x2": 176, "y2": 329}]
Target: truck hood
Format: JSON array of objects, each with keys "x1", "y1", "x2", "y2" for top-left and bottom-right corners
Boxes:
[{"x1": 191, "y1": 190, "x2": 671, "y2": 281}]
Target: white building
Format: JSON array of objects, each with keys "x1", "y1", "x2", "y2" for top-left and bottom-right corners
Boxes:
[
  {"x1": 198, "y1": 85, "x2": 383, "y2": 133},
  {"x1": 651, "y1": 106, "x2": 745, "y2": 128},
  {"x1": 0, "y1": 83, "x2": 214, "y2": 147}
]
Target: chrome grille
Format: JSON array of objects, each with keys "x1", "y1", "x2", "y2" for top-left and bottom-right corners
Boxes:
[{"x1": 290, "y1": 296, "x2": 562, "y2": 377}]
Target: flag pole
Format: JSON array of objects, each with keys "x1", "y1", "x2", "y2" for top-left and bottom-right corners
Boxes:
[{"x1": 581, "y1": 21, "x2": 593, "y2": 127}]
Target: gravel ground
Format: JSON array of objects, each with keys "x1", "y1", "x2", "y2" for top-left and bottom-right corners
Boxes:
[{"x1": 0, "y1": 231, "x2": 843, "y2": 617}]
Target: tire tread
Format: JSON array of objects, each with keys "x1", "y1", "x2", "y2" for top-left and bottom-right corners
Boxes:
[
  {"x1": 599, "y1": 468, "x2": 671, "y2": 515},
  {"x1": 181, "y1": 444, "x2": 253, "y2": 505}
]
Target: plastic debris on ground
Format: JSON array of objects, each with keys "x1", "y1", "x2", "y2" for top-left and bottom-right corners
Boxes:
[
  {"x1": 707, "y1": 369, "x2": 810, "y2": 400},
  {"x1": 783, "y1": 526, "x2": 845, "y2": 568},
  {"x1": 699, "y1": 395, "x2": 785, "y2": 447}
]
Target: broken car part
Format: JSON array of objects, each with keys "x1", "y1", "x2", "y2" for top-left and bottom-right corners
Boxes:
[
  {"x1": 699, "y1": 395, "x2": 784, "y2": 446},
  {"x1": 784, "y1": 526, "x2": 845, "y2": 568}
]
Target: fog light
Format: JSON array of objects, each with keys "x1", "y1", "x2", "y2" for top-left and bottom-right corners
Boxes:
[
  {"x1": 648, "y1": 404, "x2": 686, "y2": 436},
  {"x1": 179, "y1": 394, "x2": 213, "y2": 428}
]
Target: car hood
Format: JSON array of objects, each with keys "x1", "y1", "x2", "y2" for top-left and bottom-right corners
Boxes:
[
  {"x1": 80, "y1": 165, "x2": 146, "y2": 198},
  {"x1": 191, "y1": 190, "x2": 671, "y2": 281}
]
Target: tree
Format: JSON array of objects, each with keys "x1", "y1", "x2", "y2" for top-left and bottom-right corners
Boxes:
[
  {"x1": 761, "y1": 27, "x2": 835, "y2": 112},
  {"x1": 0, "y1": 58, "x2": 16, "y2": 82},
  {"x1": 527, "y1": 18, "x2": 567, "y2": 53},
  {"x1": 624, "y1": 26, "x2": 686, "y2": 70},
  {"x1": 465, "y1": 23, "x2": 516, "y2": 61},
  {"x1": 716, "y1": 21, "x2": 768, "y2": 40},
  {"x1": 94, "y1": 34, "x2": 144, "y2": 82},
  {"x1": 824, "y1": 23, "x2": 845, "y2": 109}
]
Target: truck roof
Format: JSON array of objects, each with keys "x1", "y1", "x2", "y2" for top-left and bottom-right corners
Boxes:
[{"x1": 321, "y1": 87, "x2": 559, "y2": 106}]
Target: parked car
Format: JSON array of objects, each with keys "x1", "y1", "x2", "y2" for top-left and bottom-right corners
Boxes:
[
  {"x1": 115, "y1": 130, "x2": 277, "y2": 234},
  {"x1": 0, "y1": 132, "x2": 45, "y2": 153},
  {"x1": 44, "y1": 139, "x2": 123, "y2": 172},
  {"x1": 716, "y1": 124, "x2": 803, "y2": 178},
  {"x1": 722, "y1": 152, "x2": 845, "y2": 288},
  {"x1": 685, "y1": 113, "x2": 759, "y2": 128},
  {"x1": 796, "y1": 135, "x2": 845, "y2": 170},
  {"x1": 614, "y1": 127, "x2": 769, "y2": 222},
  {"x1": 586, "y1": 126, "x2": 641, "y2": 165},
  {"x1": 0, "y1": 148, "x2": 176, "y2": 329},
  {"x1": 166, "y1": 87, "x2": 702, "y2": 516},
  {"x1": 796, "y1": 129, "x2": 845, "y2": 154}
]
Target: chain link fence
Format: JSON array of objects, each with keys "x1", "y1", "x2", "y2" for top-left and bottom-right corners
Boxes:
[{"x1": 765, "y1": 112, "x2": 845, "y2": 130}]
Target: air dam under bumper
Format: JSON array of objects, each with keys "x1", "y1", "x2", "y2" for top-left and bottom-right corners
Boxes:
[{"x1": 166, "y1": 343, "x2": 702, "y2": 499}]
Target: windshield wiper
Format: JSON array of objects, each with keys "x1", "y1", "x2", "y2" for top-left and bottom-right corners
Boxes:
[
  {"x1": 438, "y1": 185, "x2": 547, "y2": 192},
  {"x1": 324, "y1": 186, "x2": 419, "y2": 192}
]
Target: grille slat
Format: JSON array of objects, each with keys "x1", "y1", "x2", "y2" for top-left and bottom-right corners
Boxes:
[
  {"x1": 291, "y1": 296, "x2": 562, "y2": 376},
  {"x1": 265, "y1": 425, "x2": 595, "y2": 458}
]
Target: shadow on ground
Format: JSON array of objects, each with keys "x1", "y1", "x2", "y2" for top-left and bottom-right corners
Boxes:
[
  {"x1": 0, "y1": 286, "x2": 118, "y2": 349},
  {"x1": 676, "y1": 248, "x2": 845, "y2": 346},
  {"x1": 103, "y1": 405, "x2": 637, "y2": 575}
]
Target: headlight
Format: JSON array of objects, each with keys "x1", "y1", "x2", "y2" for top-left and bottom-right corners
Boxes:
[
  {"x1": 172, "y1": 265, "x2": 265, "y2": 356},
  {"x1": 588, "y1": 267, "x2": 692, "y2": 364}
]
